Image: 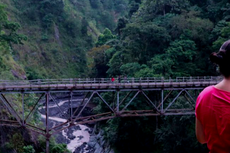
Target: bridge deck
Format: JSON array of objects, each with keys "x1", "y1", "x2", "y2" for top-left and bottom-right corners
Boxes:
[
  {"x1": 0, "y1": 76, "x2": 222, "y2": 91},
  {"x1": 0, "y1": 81, "x2": 218, "y2": 91}
]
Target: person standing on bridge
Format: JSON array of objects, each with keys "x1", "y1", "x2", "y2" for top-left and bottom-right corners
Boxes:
[
  {"x1": 196, "y1": 40, "x2": 230, "y2": 153},
  {"x1": 111, "y1": 77, "x2": 115, "y2": 83},
  {"x1": 118, "y1": 75, "x2": 121, "y2": 83}
]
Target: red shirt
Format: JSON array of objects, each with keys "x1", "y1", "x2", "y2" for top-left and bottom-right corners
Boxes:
[{"x1": 196, "y1": 86, "x2": 230, "y2": 153}]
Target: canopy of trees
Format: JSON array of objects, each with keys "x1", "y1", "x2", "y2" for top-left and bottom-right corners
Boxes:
[{"x1": 89, "y1": 0, "x2": 230, "y2": 152}]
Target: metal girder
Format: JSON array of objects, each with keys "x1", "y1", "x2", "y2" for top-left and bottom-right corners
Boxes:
[
  {"x1": 117, "y1": 90, "x2": 120, "y2": 113},
  {"x1": 95, "y1": 91, "x2": 115, "y2": 114},
  {"x1": 25, "y1": 93, "x2": 45, "y2": 124},
  {"x1": 49, "y1": 94, "x2": 65, "y2": 117},
  {"x1": 141, "y1": 90, "x2": 158, "y2": 111},
  {"x1": 71, "y1": 92, "x2": 89, "y2": 122},
  {"x1": 45, "y1": 92, "x2": 50, "y2": 153},
  {"x1": 0, "y1": 93, "x2": 22, "y2": 125},
  {"x1": 0, "y1": 84, "x2": 204, "y2": 153},
  {"x1": 74, "y1": 91, "x2": 95, "y2": 119},
  {"x1": 121, "y1": 90, "x2": 140, "y2": 111},
  {"x1": 164, "y1": 90, "x2": 184, "y2": 113},
  {"x1": 0, "y1": 88, "x2": 200, "y2": 127},
  {"x1": 69, "y1": 91, "x2": 73, "y2": 118}
]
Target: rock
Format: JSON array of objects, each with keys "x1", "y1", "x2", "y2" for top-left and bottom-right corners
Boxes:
[
  {"x1": 85, "y1": 128, "x2": 92, "y2": 133},
  {"x1": 68, "y1": 135, "x2": 76, "y2": 140},
  {"x1": 100, "y1": 140, "x2": 105, "y2": 146},
  {"x1": 88, "y1": 141, "x2": 97, "y2": 148},
  {"x1": 73, "y1": 142, "x2": 87, "y2": 153},
  {"x1": 94, "y1": 143, "x2": 103, "y2": 153},
  {"x1": 77, "y1": 135, "x2": 83, "y2": 140},
  {"x1": 89, "y1": 136, "x2": 97, "y2": 141}
]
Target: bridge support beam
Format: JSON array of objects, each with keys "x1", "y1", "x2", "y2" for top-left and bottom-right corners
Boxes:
[
  {"x1": 0, "y1": 93, "x2": 22, "y2": 125},
  {"x1": 161, "y1": 90, "x2": 164, "y2": 113},
  {"x1": 117, "y1": 90, "x2": 119, "y2": 113},
  {"x1": 46, "y1": 92, "x2": 50, "y2": 153},
  {"x1": 46, "y1": 138, "x2": 50, "y2": 153}
]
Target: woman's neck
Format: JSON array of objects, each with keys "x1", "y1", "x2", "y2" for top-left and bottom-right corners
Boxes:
[{"x1": 215, "y1": 78, "x2": 230, "y2": 92}]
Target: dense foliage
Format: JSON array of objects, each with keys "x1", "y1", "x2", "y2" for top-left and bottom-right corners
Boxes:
[
  {"x1": 0, "y1": 0, "x2": 131, "y2": 79},
  {"x1": 89, "y1": 0, "x2": 230, "y2": 153},
  {"x1": 91, "y1": 0, "x2": 228, "y2": 78},
  {"x1": 0, "y1": 0, "x2": 230, "y2": 152}
]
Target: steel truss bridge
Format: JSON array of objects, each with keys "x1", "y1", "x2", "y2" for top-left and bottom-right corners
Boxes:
[{"x1": 0, "y1": 76, "x2": 222, "y2": 152}]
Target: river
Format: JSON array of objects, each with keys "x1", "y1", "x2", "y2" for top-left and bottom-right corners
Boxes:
[{"x1": 39, "y1": 96, "x2": 93, "y2": 153}]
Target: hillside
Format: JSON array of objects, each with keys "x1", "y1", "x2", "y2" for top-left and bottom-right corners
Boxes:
[
  {"x1": 0, "y1": 0, "x2": 131, "y2": 152},
  {"x1": 0, "y1": 0, "x2": 129, "y2": 80}
]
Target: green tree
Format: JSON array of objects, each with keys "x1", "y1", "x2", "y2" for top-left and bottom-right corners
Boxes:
[
  {"x1": 134, "y1": 65, "x2": 156, "y2": 77},
  {"x1": 88, "y1": 45, "x2": 111, "y2": 77},
  {"x1": 0, "y1": 4, "x2": 7, "y2": 26},
  {"x1": 38, "y1": 0, "x2": 64, "y2": 29},
  {"x1": 81, "y1": 17, "x2": 88, "y2": 35},
  {"x1": 120, "y1": 62, "x2": 141, "y2": 76},
  {"x1": 212, "y1": 22, "x2": 230, "y2": 51},
  {"x1": 149, "y1": 39, "x2": 200, "y2": 77},
  {"x1": 150, "y1": 54, "x2": 174, "y2": 77},
  {"x1": 128, "y1": 2, "x2": 139, "y2": 17},
  {"x1": 39, "y1": 0, "x2": 64, "y2": 18},
  {"x1": 115, "y1": 17, "x2": 128, "y2": 36},
  {"x1": 0, "y1": 4, "x2": 27, "y2": 47},
  {"x1": 51, "y1": 144, "x2": 70, "y2": 153},
  {"x1": 89, "y1": 0, "x2": 101, "y2": 9},
  {"x1": 107, "y1": 51, "x2": 123, "y2": 76},
  {"x1": 101, "y1": 0, "x2": 114, "y2": 10},
  {"x1": 9, "y1": 133, "x2": 24, "y2": 153},
  {"x1": 165, "y1": 39, "x2": 198, "y2": 76},
  {"x1": 119, "y1": 22, "x2": 171, "y2": 64},
  {"x1": 96, "y1": 28, "x2": 115, "y2": 46},
  {"x1": 152, "y1": 0, "x2": 190, "y2": 15},
  {"x1": 23, "y1": 145, "x2": 35, "y2": 153}
]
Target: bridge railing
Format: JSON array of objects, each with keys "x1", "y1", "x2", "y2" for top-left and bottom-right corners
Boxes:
[
  {"x1": 0, "y1": 76, "x2": 223, "y2": 86},
  {"x1": 174, "y1": 76, "x2": 223, "y2": 82}
]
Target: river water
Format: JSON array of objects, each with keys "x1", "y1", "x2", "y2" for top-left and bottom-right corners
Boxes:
[{"x1": 40, "y1": 96, "x2": 93, "y2": 153}]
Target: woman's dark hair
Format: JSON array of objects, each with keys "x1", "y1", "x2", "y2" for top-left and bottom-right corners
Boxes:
[{"x1": 210, "y1": 40, "x2": 230, "y2": 78}]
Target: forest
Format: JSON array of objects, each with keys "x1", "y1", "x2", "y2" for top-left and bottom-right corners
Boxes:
[{"x1": 0, "y1": 0, "x2": 229, "y2": 152}]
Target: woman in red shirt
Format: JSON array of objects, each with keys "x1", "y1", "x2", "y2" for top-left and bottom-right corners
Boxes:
[{"x1": 196, "y1": 40, "x2": 230, "y2": 153}]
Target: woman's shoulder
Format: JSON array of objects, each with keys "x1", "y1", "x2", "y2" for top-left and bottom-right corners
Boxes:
[
  {"x1": 196, "y1": 86, "x2": 215, "y2": 114},
  {"x1": 199, "y1": 85, "x2": 215, "y2": 97}
]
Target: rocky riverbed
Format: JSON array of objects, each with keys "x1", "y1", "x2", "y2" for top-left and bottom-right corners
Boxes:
[{"x1": 39, "y1": 94, "x2": 114, "y2": 153}]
